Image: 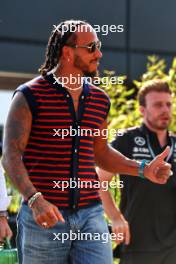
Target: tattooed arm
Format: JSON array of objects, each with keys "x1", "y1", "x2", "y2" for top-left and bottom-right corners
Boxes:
[
  {"x1": 2, "y1": 92, "x2": 64, "y2": 227},
  {"x1": 2, "y1": 92, "x2": 36, "y2": 199}
]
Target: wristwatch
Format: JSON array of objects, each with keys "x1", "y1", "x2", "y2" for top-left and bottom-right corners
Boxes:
[{"x1": 0, "y1": 211, "x2": 9, "y2": 219}]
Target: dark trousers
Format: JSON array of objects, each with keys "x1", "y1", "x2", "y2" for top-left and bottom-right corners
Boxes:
[{"x1": 120, "y1": 247, "x2": 176, "y2": 264}]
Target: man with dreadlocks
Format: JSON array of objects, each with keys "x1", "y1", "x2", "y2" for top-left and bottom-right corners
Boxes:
[{"x1": 2, "y1": 20, "x2": 172, "y2": 264}]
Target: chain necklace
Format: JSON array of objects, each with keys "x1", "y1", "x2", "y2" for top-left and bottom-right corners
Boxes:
[
  {"x1": 146, "y1": 134, "x2": 174, "y2": 162},
  {"x1": 52, "y1": 73, "x2": 83, "y2": 91}
]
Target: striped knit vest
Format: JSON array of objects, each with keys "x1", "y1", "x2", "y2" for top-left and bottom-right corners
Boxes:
[{"x1": 16, "y1": 74, "x2": 110, "y2": 210}]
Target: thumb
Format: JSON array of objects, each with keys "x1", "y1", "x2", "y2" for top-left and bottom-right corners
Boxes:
[{"x1": 155, "y1": 146, "x2": 170, "y2": 162}]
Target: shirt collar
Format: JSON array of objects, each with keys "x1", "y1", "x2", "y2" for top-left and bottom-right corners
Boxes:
[{"x1": 140, "y1": 123, "x2": 171, "y2": 153}]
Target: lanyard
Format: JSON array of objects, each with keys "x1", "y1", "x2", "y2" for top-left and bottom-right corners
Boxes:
[{"x1": 146, "y1": 134, "x2": 174, "y2": 162}]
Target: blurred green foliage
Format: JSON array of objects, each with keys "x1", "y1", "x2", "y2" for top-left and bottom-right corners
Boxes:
[
  {"x1": 5, "y1": 171, "x2": 21, "y2": 214},
  {"x1": 103, "y1": 55, "x2": 176, "y2": 133}
]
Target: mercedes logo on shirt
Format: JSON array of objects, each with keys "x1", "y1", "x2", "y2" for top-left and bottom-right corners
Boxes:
[{"x1": 134, "y1": 137, "x2": 146, "y2": 146}]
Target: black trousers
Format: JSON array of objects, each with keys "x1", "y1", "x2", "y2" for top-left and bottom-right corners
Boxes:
[{"x1": 120, "y1": 247, "x2": 176, "y2": 264}]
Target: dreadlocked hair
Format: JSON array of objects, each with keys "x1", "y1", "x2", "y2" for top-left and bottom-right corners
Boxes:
[{"x1": 39, "y1": 20, "x2": 89, "y2": 77}]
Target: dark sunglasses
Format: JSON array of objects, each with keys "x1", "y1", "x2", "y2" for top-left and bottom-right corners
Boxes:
[{"x1": 66, "y1": 41, "x2": 102, "y2": 53}]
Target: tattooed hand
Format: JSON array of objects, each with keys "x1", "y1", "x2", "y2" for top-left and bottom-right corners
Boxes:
[{"x1": 31, "y1": 195, "x2": 65, "y2": 228}]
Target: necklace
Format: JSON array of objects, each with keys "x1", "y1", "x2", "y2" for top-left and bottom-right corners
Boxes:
[
  {"x1": 52, "y1": 73, "x2": 83, "y2": 91},
  {"x1": 146, "y1": 134, "x2": 174, "y2": 161}
]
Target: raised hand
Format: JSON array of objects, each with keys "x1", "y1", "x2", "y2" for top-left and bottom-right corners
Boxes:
[{"x1": 144, "y1": 146, "x2": 172, "y2": 184}]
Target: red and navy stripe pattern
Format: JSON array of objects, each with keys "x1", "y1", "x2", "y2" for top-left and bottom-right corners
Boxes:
[{"x1": 16, "y1": 74, "x2": 110, "y2": 209}]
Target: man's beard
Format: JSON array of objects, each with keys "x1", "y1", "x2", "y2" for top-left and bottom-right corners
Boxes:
[
  {"x1": 83, "y1": 70, "x2": 99, "y2": 78},
  {"x1": 74, "y1": 55, "x2": 99, "y2": 78},
  {"x1": 147, "y1": 117, "x2": 170, "y2": 130}
]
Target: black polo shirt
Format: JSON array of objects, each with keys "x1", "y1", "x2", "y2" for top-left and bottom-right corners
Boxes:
[{"x1": 111, "y1": 124, "x2": 176, "y2": 252}]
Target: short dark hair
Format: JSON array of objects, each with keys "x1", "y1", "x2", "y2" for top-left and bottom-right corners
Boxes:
[
  {"x1": 39, "y1": 20, "x2": 88, "y2": 76},
  {"x1": 138, "y1": 79, "x2": 172, "y2": 106}
]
